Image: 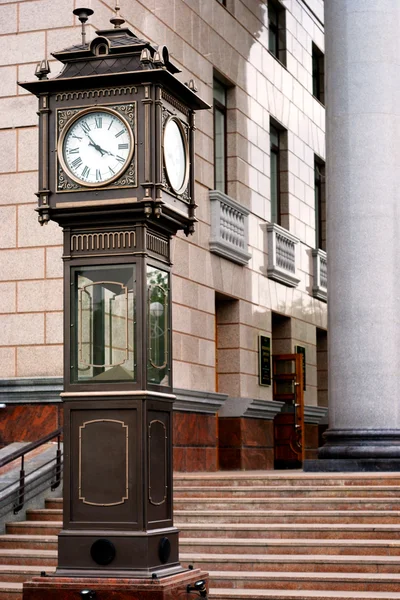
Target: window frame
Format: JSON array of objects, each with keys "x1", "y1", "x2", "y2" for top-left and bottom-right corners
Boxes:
[
  {"x1": 268, "y1": 0, "x2": 286, "y2": 66},
  {"x1": 213, "y1": 78, "x2": 228, "y2": 194},
  {"x1": 312, "y1": 43, "x2": 325, "y2": 105},
  {"x1": 270, "y1": 124, "x2": 281, "y2": 226},
  {"x1": 314, "y1": 155, "x2": 326, "y2": 251}
]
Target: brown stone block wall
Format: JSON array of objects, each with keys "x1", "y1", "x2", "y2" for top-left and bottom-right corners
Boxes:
[
  {"x1": 173, "y1": 411, "x2": 218, "y2": 472},
  {"x1": 305, "y1": 423, "x2": 319, "y2": 460},
  {"x1": 0, "y1": 404, "x2": 62, "y2": 447},
  {"x1": 218, "y1": 417, "x2": 274, "y2": 470}
]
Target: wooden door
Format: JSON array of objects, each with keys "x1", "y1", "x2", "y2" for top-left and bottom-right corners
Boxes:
[{"x1": 273, "y1": 354, "x2": 305, "y2": 467}]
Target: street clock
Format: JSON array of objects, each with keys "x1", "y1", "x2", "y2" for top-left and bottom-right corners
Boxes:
[{"x1": 19, "y1": 7, "x2": 209, "y2": 586}]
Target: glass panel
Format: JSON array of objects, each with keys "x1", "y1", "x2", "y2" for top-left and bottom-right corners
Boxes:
[
  {"x1": 315, "y1": 162, "x2": 321, "y2": 249},
  {"x1": 214, "y1": 107, "x2": 226, "y2": 193},
  {"x1": 147, "y1": 266, "x2": 170, "y2": 386},
  {"x1": 270, "y1": 124, "x2": 279, "y2": 148},
  {"x1": 270, "y1": 149, "x2": 278, "y2": 223},
  {"x1": 213, "y1": 79, "x2": 226, "y2": 106},
  {"x1": 72, "y1": 265, "x2": 135, "y2": 383}
]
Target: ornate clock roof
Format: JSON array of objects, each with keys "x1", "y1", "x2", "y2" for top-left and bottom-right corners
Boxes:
[
  {"x1": 18, "y1": 7, "x2": 208, "y2": 111},
  {"x1": 53, "y1": 26, "x2": 181, "y2": 77}
]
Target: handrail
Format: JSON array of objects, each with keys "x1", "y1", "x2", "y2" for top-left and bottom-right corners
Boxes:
[
  {"x1": 0, "y1": 427, "x2": 63, "y2": 515},
  {"x1": 0, "y1": 427, "x2": 62, "y2": 469}
]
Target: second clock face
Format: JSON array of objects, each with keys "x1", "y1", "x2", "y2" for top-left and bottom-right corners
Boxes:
[{"x1": 61, "y1": 109, "x2": 134, "y2": 187}]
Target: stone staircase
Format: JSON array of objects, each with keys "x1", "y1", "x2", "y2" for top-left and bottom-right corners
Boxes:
[{"x1": 2, "y1": 471, "x2": 400, "y2": 599}]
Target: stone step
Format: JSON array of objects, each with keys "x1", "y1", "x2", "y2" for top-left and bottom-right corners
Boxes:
[
  {"x1": 178, "y1": 523, "x2": 400, "y2": 540},
  {"x1": 180, "y1": 552, "x2": 400, "y2": 573},
  {"x1": 209, "y1": 570, "x2": 400, "y2": 592},
  {"x1": 180, "y1": 538, "x2": 400, "y2": 556},
  {"x1": 209, "y1": 589, "x2": 400, "y2": 600},
  {"x1": 175, "y1": 498, "x2": 400, "y2": 511},
  {"x1": 44, "y1": 499, "x2": 62, "y2": 509},
  {"x1": 10, "y1": 520, "x2": 400, "y2": 541},
  {"x1": 174, "y1": 472, "x2": 400, "y2": 488},
  {"x1": 0, "y1": 582, "x2": 22, "y2": 600},
  {"x1": 0, "y1": 565, "x2": 55, "y2": 583},
  {"x1": 6, "y1": 522, "x2": 61, "y2": 536},
  {"x1": 175, "y1": 510, "x2": 400, "y2": 525},
  {"x1": 0, "y1": 549, "x2": 57, "y2": 567},
  {"x1": 25, "y1": 509, "x2": 62, "y2": 522},
  {"x1": 175, "y1": 486, "x2": 400, "y2": 499},
  {"x1": 0, "y1": 535, "x2": 57, "y2": 551}
]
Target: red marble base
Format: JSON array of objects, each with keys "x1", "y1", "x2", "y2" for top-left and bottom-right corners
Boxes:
[
  {"x1": 23, "y1": 570, "x2": 208, "y2": 600},
  {"x1": 218, "y1": 417, "x2": 274, "y2": 470},
  {"x1": 305, "y1": 423, "x2": 319, "y2": 460},
  {"x1": 173, "y1": 412, "x2": 218, "y2": 472},
  {"x1": 0, "y1": 404, "x2": 62, "y2": 447}
]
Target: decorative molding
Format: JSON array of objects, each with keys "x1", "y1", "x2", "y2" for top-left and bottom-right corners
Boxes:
[
  {"x1": 71, "y1": 230, "x2": 136, "y2": 253},
  {"x1": 0, "y1": 378, "x2": 63, "y2": 404},
  {"x1": 312, "y1": 248, "x2": 327, "y2": 302},
  {"x1": 146, "y1": 231, "x2": 169, "y2": 259},
  {"x1": 267, "y1": 223, "x2": 300, "y2": 287},
  {"x1": 218, "y1": 396, "x2": 285, "y2": 420},
  {"x1": 56, "y1": 87, "x2": 137, "y2": 102},
  {"x1": 79, "y1": 419, "x2": 129, "y2": 507},
  {"x1": 173, "y1": 388, "x2": 228, "y2": 414},
  {"x1": 304, "y1": 404, "x2": 328, "y2": 424},
  {"x1": 161, "y1": 90, "x2": 189, "y2": 116},
  {"x1": 209, "y1": 190, "x2": 252, "y2": 266},
  {"x1": 148, "y1": 420, "x2": 167, "y2": 506}
]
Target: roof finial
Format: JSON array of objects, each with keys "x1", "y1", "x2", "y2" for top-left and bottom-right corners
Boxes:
[
  {"x1": 73, "y1": 7, "x2": 94, "y2": 46},
  {"x1": 110, "y1": 0, "x2": 125, "y2": 29}
]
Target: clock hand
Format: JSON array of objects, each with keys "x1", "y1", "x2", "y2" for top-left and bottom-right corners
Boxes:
[{"x1": 86, "y1": 133, "x2": 106, "y2": 156}]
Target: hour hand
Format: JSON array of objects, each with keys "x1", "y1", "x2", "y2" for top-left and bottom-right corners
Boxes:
[{"x1": 87, "y1": 134, "x2": 106, "y2": 156}]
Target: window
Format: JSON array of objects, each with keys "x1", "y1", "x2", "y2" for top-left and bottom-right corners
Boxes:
[
  {"x1": 312, "y1": 43, "x2": 325, "y2": 105},
  {"x1": 270, "y1": 124, "x2": 280, "y2": 224},
  {"x1": 213, "y1": 78, "x2": 227, "y2": 193},
  {"x1": 314, "y1": 156, "x2": 326, "y2": 251},
  {"x1": 268, "y1": 0, "x2": 286, "y2": 65}
]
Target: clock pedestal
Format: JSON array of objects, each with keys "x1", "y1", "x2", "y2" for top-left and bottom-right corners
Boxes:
[
  {"x1": 23, "y1": 569, "x2": 209, "y2": 600},
  {"x1": 19, "y1": 7, "x2": 210, "y2": 599}
]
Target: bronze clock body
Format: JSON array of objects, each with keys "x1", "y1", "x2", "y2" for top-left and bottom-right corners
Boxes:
[{"x1": 20, "y1": 22, "x2": 209, "y2": 578}]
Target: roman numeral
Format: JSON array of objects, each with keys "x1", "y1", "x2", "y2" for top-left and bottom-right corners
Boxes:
[
  {"x1": 71, "y1": 157, "x2": 82, "y2": 169},
  {"x1": 116, "y1": 155, "x2": 125, "y2": 163},
  {"x1": 95, "y1": 169, "x2": 102, "y2": 182},
  {"x1": 81, "y1": 121, "x2": 90, "y2": 133},
  {"x1": 118, "y1": 143, "x2": 129, "y2": 150},
  {"x1": 82, "y1": 166, "x2": 90, "y2": 179},
  {"x1": 95, "y1": 116, "x2": 102, "y2": 128},
  {"x1": 109, "y1": 166, "x2": 115, "y2": 175},
  {"x1": 108, "y1": 118, "x2": 114, "y2": 130},
  {"x1": 69, "y1": 147, "x2": 79, "y2": 154},
  {"x1": 115, "y1": 129, "x2": 125, "y2": 138}
]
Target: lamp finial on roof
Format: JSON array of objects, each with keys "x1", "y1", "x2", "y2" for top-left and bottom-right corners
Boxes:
[{"x1": 110, "y1": 0, "x2": 125, "y2": 29}]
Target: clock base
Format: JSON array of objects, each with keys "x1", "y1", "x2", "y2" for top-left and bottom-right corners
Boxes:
[{"x1": 22, "y1": 569, "x2": 209, "y2": 600}]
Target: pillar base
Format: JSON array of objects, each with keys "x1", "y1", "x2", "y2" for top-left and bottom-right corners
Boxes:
[
  {"x1": 304, "y1": 428, "x2": 400, "y2": 471},
  {"x1": 304, "y1": 458, "x2": 400, "y2": 472},
  {"x1": 23, "y1": 570, "x2": 208, "y2": 600}
]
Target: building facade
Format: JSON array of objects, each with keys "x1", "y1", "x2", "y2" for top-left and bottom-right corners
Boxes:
[{"x1": 0, "y1": 0, "x2": 328, "y2": 470}]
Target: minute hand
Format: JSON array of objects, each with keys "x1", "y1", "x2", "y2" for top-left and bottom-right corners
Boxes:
[{"x1": 86, "y1": 134, "x2": 106, "y2": 156}]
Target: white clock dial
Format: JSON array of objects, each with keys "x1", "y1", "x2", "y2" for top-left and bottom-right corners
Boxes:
[
  {"x1": 163, "y1": 118, "x2": 188, "y2": 194},
  {"x1": 61, "y1": 109, "x2": 134, "y2": 186}
]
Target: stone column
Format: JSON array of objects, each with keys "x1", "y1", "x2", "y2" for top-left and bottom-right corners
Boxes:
[{"x1": 311, "y1": 1, "x2": 400, "y2": 470}]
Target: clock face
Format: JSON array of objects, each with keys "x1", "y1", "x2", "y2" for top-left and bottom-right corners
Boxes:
[
  {"x1": 163, "y1": 118, "x2": 188, "y2": 194},
  {"x1": 60, "y1": 109, "x2": 134, "y2": 187}
]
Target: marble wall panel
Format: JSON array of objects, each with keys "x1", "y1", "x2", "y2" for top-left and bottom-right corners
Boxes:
[{"x1": 0, "y1": 404, "x2": 62, "y2": 447}]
